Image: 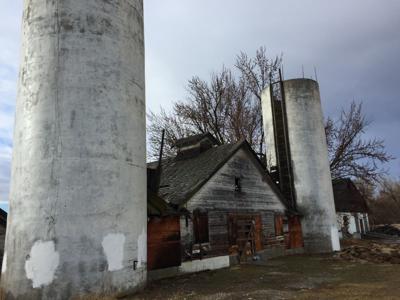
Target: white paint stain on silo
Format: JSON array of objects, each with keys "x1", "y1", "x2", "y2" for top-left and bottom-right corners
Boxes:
[
  {"x1": 102, "y1": 233, "x2": 126, "y2": 272},
  {"x1": 24, "y1": 240, "x2": 59, "y2": 288},
  {"x1": 1, "y1": 252, "x2": 6, "y2": 273}
]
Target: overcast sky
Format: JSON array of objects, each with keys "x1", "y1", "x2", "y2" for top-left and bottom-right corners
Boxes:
[{"x1": 1, "y1": 0, "x2": 399, "y2": 207}]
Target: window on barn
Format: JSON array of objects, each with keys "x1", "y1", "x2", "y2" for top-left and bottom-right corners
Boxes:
[
  {"x1": 193, "y1": 209, "x2": 209, "y2": 244},
  {"x1": 234, "y1": 176, "x2": 241, "y2": 192},
  {"x1": 283, "y1": 216, "x2": 289, "y2": 234}
]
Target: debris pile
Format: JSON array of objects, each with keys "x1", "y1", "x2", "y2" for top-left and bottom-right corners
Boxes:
[
  {"x1": 371, "y1": 225, "x2": 400, "y2": 237},
  {"x1": 337, "y1": 242, "x2": 400, "y2": 264}
]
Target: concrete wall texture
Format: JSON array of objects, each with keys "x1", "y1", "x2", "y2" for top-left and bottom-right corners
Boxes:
[
  {"x1": 1, "y1": 0, "x2": 147, "y2": 299},
  {"x1": 262, "y1": 79, "x2": 340, "y2": 253}
]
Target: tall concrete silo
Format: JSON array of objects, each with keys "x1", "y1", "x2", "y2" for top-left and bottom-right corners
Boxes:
[
  {"x1": 262, "y1": 78, "x2": 340, "y2": 253},
  {"x1": 1, "y1": 0, "x2": 147, "y2": 298}
]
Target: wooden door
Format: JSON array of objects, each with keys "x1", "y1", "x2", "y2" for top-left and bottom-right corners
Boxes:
[
  {"x1": 228, "y1": 214, "x2": 263, "y2": 252},
  {"x1": 147, "y1": 216, "x2": 181, "y2": 270},
  {"x1": 193, "y1": 210, "x2": 209, "y2": 243},
  {"x1": 254, "y1": 215, "x2": 263, "y2": 251}
]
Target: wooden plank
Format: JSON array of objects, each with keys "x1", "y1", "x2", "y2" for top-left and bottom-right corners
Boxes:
[
  {"x1": 275, "y1": 215, "x2": 284, "y2": 236},
  {"x1": 287, "y1": 215, "x2": 304, "y2": 249},
  {"x1": 187, "y1": 148, "x2": 287, "y2": 213},
  {"x1": 254, "y1": 214, "x2": 263, "y2": 251}
]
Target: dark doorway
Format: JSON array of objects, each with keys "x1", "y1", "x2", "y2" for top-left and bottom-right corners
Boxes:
[
  {"x1": 359, "y1": 218, "x2": 365, "y2": 234},
  {"x1": 193, "y1": 210, "x2": 209, "y2": 244}
]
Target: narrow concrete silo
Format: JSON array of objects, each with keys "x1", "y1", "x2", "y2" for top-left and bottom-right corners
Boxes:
[
  {"x1": 262, "y1": 78, "x2": 340, "y2": 253},
  {"x1": 1, "y1": 0, "x2": 147, "y2": 298}
]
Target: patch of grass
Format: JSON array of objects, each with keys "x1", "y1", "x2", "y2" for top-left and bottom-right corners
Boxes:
[{"x1": 132, "y1": 254, "x2": 400, "y2": 299}]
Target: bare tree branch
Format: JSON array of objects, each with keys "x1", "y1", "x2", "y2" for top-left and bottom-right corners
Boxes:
[
  {"x1": 325, "y1": 101, "x2": 393, "y2": 184},
  {"x1": 147, "y1": 47, "x2": 281, "y2": 160}
]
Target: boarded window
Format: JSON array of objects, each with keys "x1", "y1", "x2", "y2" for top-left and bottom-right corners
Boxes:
[
  {"x1": 193, "y1": 210, "x2": 209, "y2": 243},
  {"x1": 234, "y1": 177, "x2": 241, "y2": 192}
]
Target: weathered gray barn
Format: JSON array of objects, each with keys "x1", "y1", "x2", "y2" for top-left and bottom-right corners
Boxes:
[{"x1": 147, "y1": 133, "x2": 303, "y2": 276}]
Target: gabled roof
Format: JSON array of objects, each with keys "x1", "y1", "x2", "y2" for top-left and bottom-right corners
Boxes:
[
  {"x1": 332, "y1": 178, "x2": 369, "y2": 213},
  {"x1": 147, "y1": 139, "x2": 293, "y2": 212},
  {"x1": 147, "y1": 189, "x2": 188, "y2": 217}
]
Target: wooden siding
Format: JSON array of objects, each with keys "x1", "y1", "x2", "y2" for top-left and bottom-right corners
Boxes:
[
  {"x1": 187, "y1": 149, "x2": 285, "y2": 211},
  {"x1": 184, "y1": 148, "x2": 287, "y2": 255},
  {"x1": 193, "y1": 211, "x2": 209, "y2": 243}
]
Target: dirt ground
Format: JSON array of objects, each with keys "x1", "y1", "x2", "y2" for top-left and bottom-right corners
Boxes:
[{"x1": 131, "y1": 240, "x2": 400, "y2": 300}]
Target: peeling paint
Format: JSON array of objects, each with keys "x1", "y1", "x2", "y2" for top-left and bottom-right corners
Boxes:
[
  {"x1": 2, "y1": 252, "x2": 6, "y2": 273},
  {"x1": 25, "y1": 240, "x2": 60, "y2": 288},
  {"x1": 331, "y1": 226, "x2": 341, "y2": 251},
  {"x1": 102, "y1": 233, "x2": 125, "y2": 271},
  {"x1": 137, "y1": 227, "x2": 146, "y2": 267}
]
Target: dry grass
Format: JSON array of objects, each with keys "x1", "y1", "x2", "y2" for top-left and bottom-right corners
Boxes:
[{"x1": 130, "y1": 240, "x2": 400, "y2": 299}]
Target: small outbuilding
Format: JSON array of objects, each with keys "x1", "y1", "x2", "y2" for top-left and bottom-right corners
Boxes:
[{"x1": 333, "y1": 178, "x2": 370, "y2": 238}]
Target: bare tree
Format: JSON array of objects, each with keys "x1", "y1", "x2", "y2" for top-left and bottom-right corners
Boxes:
[
  {"x1": 235, "y1": 46, "x2": 282, "y2": 102},
  {"x1": 235, "y1": 47, "x2": 282, "y2": 153},
  {"x1": 148, "y1": 49, "x2": 392, "y2": 185},
  {"x1": 147, "y1": 47, "x2": 281, "y2": 160},
  {"x1": 367, "y1": 178, "x2": 400, "y2": 225},
  {"x1": 326, "y1": 101, "x2": 393, "y2": 184},
  {"x1": 147, "y1": 109, "x2": 196, "y2": 159},
  {"x1": 354, "y1": 179, "x2": 375, "y2": 202}
]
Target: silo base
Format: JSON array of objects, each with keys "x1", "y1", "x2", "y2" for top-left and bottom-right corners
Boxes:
[
  {"x1": 303, "y1": 236, "x2": 337, "y2": 253},
  {"x1": 302, "y1": 226, "x2": 341, "y2": 253}
]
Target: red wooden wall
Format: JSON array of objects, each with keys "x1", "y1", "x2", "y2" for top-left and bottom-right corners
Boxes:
[{"x1": 147, "y1": 216, "x2": 181, "y2": 271}]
